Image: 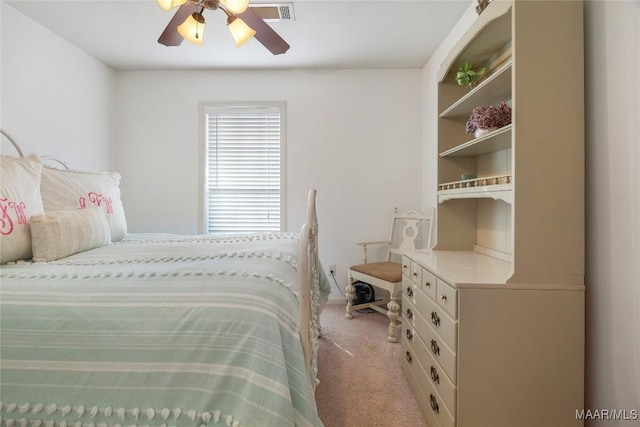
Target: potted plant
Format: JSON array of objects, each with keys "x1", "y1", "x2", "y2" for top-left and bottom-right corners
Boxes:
[
  {"x1": 456, "y1": 62, "x2": 486, "y2": 90},
  {"x1": 465, "y1": 101, "x2": 512, "y2": 138}
]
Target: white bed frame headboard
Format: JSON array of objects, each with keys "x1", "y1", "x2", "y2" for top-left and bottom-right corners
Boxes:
[
  {"x1": 1, "y1": 129, "x2": 69, "y2": 169},
  {"x1": 1, "y1": 129, "x2": 24, "y2": 157}
]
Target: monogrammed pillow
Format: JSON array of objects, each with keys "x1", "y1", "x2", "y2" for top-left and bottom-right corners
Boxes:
[
  {"x1": 40, "y1": 166, "x2": 127, "y2": 241},
  {"x1": 0, "y1": 154, "x2": 45, "y2": 263},
  {"x1": 30, "y1": 208, "x2": 111, "y2": 262}
]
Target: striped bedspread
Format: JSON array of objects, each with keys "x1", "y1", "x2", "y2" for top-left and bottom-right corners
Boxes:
[{"x1": 0, "y1": 233, "x2": 329, "y2": 427}]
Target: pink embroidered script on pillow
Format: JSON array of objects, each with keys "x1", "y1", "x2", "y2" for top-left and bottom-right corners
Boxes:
[
  {"x1": 78, "y1": 192, "x2": 113, "y2": 214},
  {"x1": 0, "y1": 198, "x2": 27, "y2": 236}
]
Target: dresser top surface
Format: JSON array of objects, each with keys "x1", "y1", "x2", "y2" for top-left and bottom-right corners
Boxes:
[
  {"x1": 405, "y1": 249, "x2": 512, "y2": 286},
  {"x1": 404, "y1": 250, "x2": 584, "y2": 291}
]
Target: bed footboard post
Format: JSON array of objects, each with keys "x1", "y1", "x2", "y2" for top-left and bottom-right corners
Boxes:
[
  {"x1": 298, "y1": 223, "x2": 313, "y2": 378},
  {"x1": 299, "y1": 189, "x2": 320, "y2": 389}
]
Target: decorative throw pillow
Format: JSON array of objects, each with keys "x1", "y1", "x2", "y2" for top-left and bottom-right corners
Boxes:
[
  {"x1": 30, "y1": 208, "x2": 111, "y2": 262},
  {"x1": 0, "y1": 154, "x2": 45, "y2": 264},
  {"x1": 40, "y1": 166, "x2": 128, "y2": 241}
]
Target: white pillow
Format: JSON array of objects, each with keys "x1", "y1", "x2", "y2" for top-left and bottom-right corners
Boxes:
[
  {"x1": 0, "y1": 154, "x2": 45, "y2": 263},
  {"x1": 40, "y1": 166, "x2": 128, "y2": 241},
  {"x1": 30, "y1": 208, "x2": 111, "y2": 262}
]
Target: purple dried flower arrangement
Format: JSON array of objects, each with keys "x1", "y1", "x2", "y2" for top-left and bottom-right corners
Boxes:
[{"x1": 465, "y1": 101, "x2": 512, "y2": 136}]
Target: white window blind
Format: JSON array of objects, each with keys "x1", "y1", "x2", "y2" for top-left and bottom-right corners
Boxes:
[{"x1": 204, "y1": 104, "x2": 284, "y2": 234}]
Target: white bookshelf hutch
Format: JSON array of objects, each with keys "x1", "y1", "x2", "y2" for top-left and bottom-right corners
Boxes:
[{"x1": 400, "y1": 1, "x2": 585, "y2": 426}]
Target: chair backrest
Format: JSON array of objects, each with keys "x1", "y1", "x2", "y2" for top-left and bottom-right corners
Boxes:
[{"x1": 387, "y1": 207, "x2": 434, "y2": 262}]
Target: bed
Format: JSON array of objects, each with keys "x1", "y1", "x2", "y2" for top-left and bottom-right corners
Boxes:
[{"x1": 0, "y1": 134, "x2": 329, "y2": 427}]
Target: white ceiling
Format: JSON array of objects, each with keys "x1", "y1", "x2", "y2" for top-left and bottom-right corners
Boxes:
[{"x1": 6, "y1": 0, "x2": 470, "y2": 71}]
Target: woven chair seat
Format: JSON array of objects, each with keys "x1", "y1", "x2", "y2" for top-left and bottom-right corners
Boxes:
[{"x1": 350, "y1": 261, "x2": 402, "y2": 283}]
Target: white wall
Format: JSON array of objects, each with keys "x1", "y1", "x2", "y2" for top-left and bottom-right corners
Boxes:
[
  {"x1": 584, "y1": 1, "x2": 640, "y2": 425},
  {"x1": 0, "y1": 3, "x2": 115, "y2": 171},
  {"x1": 114, "y1": 69, "x2": 423, "y2": 297},
  {"x1": 422, "y1": 1, "x2": 640, "y2": 425}
]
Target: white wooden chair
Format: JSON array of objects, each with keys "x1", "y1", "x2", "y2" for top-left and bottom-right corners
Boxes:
[{"x1": 345, "y1": 207, "x2": 434, "y2": 342}]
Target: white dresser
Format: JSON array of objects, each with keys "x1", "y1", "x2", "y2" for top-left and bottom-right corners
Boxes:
[
  {"x1": 400, "y1": 250, "x2": 584, "y2": 427},
  {"x1": 405, "y1": 0, "x2": 586, "y2": 424}
]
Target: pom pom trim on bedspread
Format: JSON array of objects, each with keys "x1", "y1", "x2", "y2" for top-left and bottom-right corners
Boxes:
[
  {"x1": 43, "y1": 250, "x2": 297, "y2": 268},
  {"x1": 1, "y1": 252, "x2": 299, "y2": 296},
  {"x1": 113, "y1": 232, "x2": 299, "y2": 245},
  {"x1": 0, "y1": 402, "x2": 241, "y2": 427}
]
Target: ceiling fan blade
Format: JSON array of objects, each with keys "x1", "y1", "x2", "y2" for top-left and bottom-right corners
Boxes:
[
  {"x1": 238, "y1": 8, "x2": 290, "y2": 55},
  {"x1": 158, "y1": 3, "x2": 199, "y2": 46}
]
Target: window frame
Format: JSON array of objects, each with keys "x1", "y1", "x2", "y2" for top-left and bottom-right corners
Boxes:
[{"x1": 198, "y1": 101, "x2": 287, "y2": 234}]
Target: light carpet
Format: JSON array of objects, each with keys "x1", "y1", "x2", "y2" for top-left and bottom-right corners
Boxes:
[{"x1": 315, "y1": 304, "x2": 427, "y2": 427}]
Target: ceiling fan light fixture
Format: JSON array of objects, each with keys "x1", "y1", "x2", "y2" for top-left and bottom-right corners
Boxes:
[
  {"x1": 227, "y1": 16, "x2": 256, "y2": 47},
  {"x1": 177, "y1": 12, "x2": 206, "y2": 45},
  {"x1": 157, "y1": 0, "x2": 188, "y2": 12},
  {"x1": 220, "y1": 0, "x2": 250, "y2": 15}
]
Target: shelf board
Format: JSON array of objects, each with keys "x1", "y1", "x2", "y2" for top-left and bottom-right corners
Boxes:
[
  {"x1": 438, "y1": 183, "x2": 513, "y2": 204},
  {"x1": 439, "y1": 61, "x2": 512, "y2": 118},
  {"x1": 440, "y1": 124, "x2": 512, "y2": 157}
]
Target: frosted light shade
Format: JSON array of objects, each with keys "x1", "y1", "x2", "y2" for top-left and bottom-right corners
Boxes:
[
  {"x1": 228, "y1": 17, "x2": 256, "y2": 47},
  {"x1": 177, "y1": 13, "x2": 205, "y2": 45},
  {"x1": 157, "y1": 0, "x2": 187, "y2": 12},
  {"x1": 220, "y1": 0, "x2": 249, "y2": 14}
]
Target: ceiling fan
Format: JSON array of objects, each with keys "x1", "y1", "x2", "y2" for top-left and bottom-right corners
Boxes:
[{"x1": 157, "y1": 0, "x2": 290, "y2": 55}]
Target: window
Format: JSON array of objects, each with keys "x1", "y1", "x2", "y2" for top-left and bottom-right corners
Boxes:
[{"x1": 202, "y1": 103, "x2": 285, "y2": 234}]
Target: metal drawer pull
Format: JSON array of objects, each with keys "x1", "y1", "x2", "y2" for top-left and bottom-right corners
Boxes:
[
  {"x1": 406, "y1": 308, "x2": 413, "y2": 320},
  {"x1": 405, "y1": 351, "x2": 413, "y2": 365},
  {"x1": 403, "y1": 264, "x2": 408, "y2": 270},
  {"x1": 430, "y1": 339, "x2": 440, "y2": 356},
  {"x1": 430, "y1": 366, "x2": 440, "y2": 384},
  {"x1": 406, "y1": 329, "x2": 413, "y2": 341},
  {"x1": 412, "y1": 272, "x2": 418, "y2": 278},
  {"x1": 406, "y1": 286, "x2": 414, "y2": 297},
  {"x1": 440, "y1": 294, "x2": 448, "y2": 302},
  {"x1": 429, "y1": 394, "x2": 439, "y2": 413},
  {"x1": 431, "y1": 311, "x2": 440, "y2": 327},
  {"x1": 425, "y1": 281, "x2": 431, "y2": 288}
]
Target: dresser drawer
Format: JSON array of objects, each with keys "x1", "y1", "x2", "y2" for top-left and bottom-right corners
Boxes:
[
  {"x1": 403, "y1": 295, "x2": 457, "y2": 383},
  {"x1": 401, "y1": 342, "x2": 441, "y2": 427},
  {"x1": 421, "y1": 268, "x2": 437, "y2": 300},
  {"x1": 417, "y1": 362, "x2": 455, "y2": 427},
  {"x1": 402, "y1": 326, "x2": 456, "y2": 414},
  {"x1": 414, "y1": 310, "x2": 457, "y2": 383},
  {"x1": 437, "y1": 279, "x2": 458, "y2": 319},
  {"x1": 401, "y1": 256, "x2": 411, "y2": 279},
  {"x1": 402, "y1": 295, "x2": 419, "y2": 330},
  {"x1": 402, "y1": 335, "x2": 455, "y2": 427},
  {"x1": 410, "y1": 260, "x2": 421, "y2": 287},
  {"x1": 415, "y1": 288, "x2": 457, "y2": 353},
  {"x1": 411, "y1": 330, "x2": 457, "y2": 415},
  {"x1": 403, "y1": 277, "x2": 419, "y2": 307}
]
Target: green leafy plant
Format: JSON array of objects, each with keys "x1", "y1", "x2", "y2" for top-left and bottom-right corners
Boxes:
[{"x1": 456, "y1": 62, "x2": 487, "y2": 87}]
